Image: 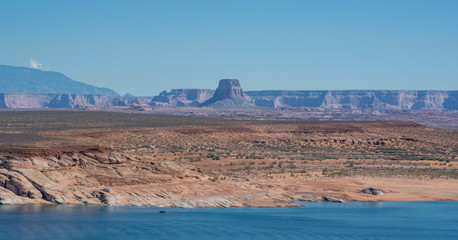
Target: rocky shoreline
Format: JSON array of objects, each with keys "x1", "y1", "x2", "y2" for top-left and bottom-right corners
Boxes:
[
  {"x1": 1, "y1": 149, "x2": 456, "y2": 208},
  {"x1": 0, "y1": 148, "x2": 393, "y2": 208}
]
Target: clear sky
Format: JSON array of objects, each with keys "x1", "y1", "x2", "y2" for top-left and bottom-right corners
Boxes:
[{"x1": 1, "y1": 0, "x2": 457, "y2": 95}]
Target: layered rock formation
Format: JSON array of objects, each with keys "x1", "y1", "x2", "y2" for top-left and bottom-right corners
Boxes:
[
  {"x1": 0, "y1": 93, "x2": 112, "y2": 109},
  {"x1": 200, "y1": 79, "x2": 253, "y2": 107},
  {"x1": 0, "y1": 145, "x2": 155, "y2": 205},
  {"x1": 151, "y1": 89, "x2": 215, "y2": 107},
  {"x1": 246, "y1": 90, "x2": 458, "y2": 110},
  {"x1": 150, "y1": 88, "x2": 458, "y2": 110},
  {"x1": 0, "y1": 145, "x2": 298, "y2": 207},
  {"x1": 1, "y1": 71, "x2": 456, "y2": 111}
]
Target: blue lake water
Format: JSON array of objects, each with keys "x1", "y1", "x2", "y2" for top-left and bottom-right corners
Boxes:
[{"x1": 0, "y1": 201, "x2": 457, "y2": 240}]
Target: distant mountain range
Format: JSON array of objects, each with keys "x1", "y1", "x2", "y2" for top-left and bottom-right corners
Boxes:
[
  {"x1": 0, "y1": 65, "x2": 457, "y2": 111},
  {"x1": 0, "y1": 65, "x2": 119, "y2": 97}
]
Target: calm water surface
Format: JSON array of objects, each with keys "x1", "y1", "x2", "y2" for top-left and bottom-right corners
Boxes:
[{"x1": 0, "y1": 201, "x2": 457, "y2": 240}]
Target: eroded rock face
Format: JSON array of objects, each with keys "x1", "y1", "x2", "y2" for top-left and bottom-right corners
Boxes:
[
  {"x1": 212, "y1": 79, "x2": 245, "y2": 101},
  {"x1": 295, "y1": 192, "x2": 345, "y2": 203},
  {"x1": 151, "y1": 89, "x2": 215, "y2": 107},
  {"x1": 322, "y1": 195, "x2": 345, "y2": 203},
  {"x1": 245, "y1": 90, "x2": 458, "y2": 110},
  {"x1": 147, "y1": 79, "x2": 458, "y2": 110},
  {"x1": 0, "y1": 149, "x2": 134, "y2": 205},
  {"x1": 17, "y1": 169, "x2": 71, "y2": 204},
  {"x1": 201, "y1": 79, "x2": 253, "y2": 107},
  {"x1": 0, "y1": 147, "x2": 304, "y2": 208},
  {"x1": 0, "y1": 186, "x2": 25, "y2": 205},
  {"x1": 92, "y1": 189, "x2": 125, "y2": 205},
  {"x1": 361, "y1": 188, "x2": 385, "y2": 196},
  {"x1": 0, "y1": 93, "x2": 112, "y2": 109},
  {"x1": 171, "y1": 196, "x2": 234, "y2": 208},
  {"x1": 296, "y1": 192, "x2": 324, "y2": 202},
  {"x1": 94, "y1": 152, "x2": 127, "y2": 164},
  {"x1": 0, "y1": 169, "x2": 43, "y2": 199}
]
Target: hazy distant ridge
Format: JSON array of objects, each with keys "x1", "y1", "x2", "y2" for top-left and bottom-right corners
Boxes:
[
  {"x1": 245, "y1": 90, "x2": 458, "y2": 110},
  {"x1": 152, "y1": 88, "x2": 458, "y2": 110},
  {"x1": 0, "y1": 66, "x2": 456, "y2": 110},
  {"x1": 0, "y1": 93, "x2": 112, "y2": 109},
  {"x1": 0, "y1": 65, "x2": 119, "y2": 97}
]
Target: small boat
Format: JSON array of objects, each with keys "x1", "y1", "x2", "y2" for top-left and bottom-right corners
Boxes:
[{"x1": 159, "y1": 210, "x2": 166, "y2": 213}]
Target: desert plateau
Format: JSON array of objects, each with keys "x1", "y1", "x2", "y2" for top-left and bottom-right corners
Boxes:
[{"x1": 0, "y1": 111, "x2": 456, "y2": 207}]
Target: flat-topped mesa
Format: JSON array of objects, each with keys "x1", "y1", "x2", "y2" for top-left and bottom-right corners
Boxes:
[
  {"x1": 150, "y1": 89, "x2": 215, "y2": 107},
  {"x1": 201, "y1": 79, "x2": 253, "y2": 107}
]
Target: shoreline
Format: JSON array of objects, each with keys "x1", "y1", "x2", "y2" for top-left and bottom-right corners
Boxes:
[
  {"x1": 2, "y1": 200, "x2": 458, "y2": 210},
  {"x1": 3, "y1": 177, "x2": 458, "y2": 208}
]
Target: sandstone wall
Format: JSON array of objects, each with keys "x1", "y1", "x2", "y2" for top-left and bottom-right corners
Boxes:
[
  {"x1": 0, "y1": 93, "x2": 112, "y2": 109},
  {"x1": 151, "y1": 89, "x2": 215, "y2": 107},
  {"x1": 245, "y1": 90, "x2": 458, "y2": 110}
]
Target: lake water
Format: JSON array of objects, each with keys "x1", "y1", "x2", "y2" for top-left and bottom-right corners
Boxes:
[{"x1": 0, "y1": 201, "x2": 457, "y2": 240}]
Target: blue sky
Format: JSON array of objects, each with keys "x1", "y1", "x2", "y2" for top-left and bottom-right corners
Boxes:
[{"x1": 1, "y1": 0, "x2": 457, "y2": 95}]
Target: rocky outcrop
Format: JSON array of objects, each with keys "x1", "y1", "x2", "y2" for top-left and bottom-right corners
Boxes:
[
  {"x1": 128, "y1": 97, "x2": 153, "y2": 106},
  {"x1": 171, "y1": 196, "x2": 235, "y2": 208},
  {"x1": 91, "y1": 189, "x2": 124, "y2": 205},
  {"x1": 296, "y1": 192, "x2": 345, "y2": 203},
  {"x1": 0, "y1": 186, "x2": 25, "y2": 205},
  {"x1": 0, "y1": 149, "x2": 134, "y2": 205},
  {"x1": 0, "y1": 145, "x2": 306, "y2": 208},
  {"x1": 296, "y1": 192, "x2": 324, "y2": 202},
  {"x1": 151, "y1": 89, "x2": 214, "y2": 107},
  {"x1": 361, "y1": 188, "x2": 386, "y2": 196},
  {"x1": 17, "y1": 169, "x2": 71, "y2": 204},
  {"x1": 201, "y1": 79, "x2": 253, "y2": 108},
  {"x1": 207, "y1": 79, "x2": 245, "y2": 101},
  {"x1": 0, "y1": 169, "x2": 43, "y2": 199},
  {"x1": 322, "y1": 195, "x2": 345, "y2": 203}
]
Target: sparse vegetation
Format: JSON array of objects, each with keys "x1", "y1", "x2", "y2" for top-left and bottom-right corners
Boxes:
[{"x1": 0, "y1": 111, "x2": 456, "y2": 180}]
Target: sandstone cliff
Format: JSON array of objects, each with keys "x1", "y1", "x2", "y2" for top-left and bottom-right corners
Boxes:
[
  {"x1": 246, "y1": 90, "x2": 458, "y2": 110},
  {"x1": 150, "y1": 89, "x2": 458, "y2": 110},
  {"x1": 0, "y1": 145, "x2": 297, "y2": 208},
  {"x1": 151, "y1": 89, "x2": 215, "y2": 107},
  {"x1": 1, "y1": 76, "x2": 456, "y2": 110},
  {"x1": 147, "y1": 79, "x2": 457, "y2": 110},
  {"x1": 0, "y1": 93, "x2": 112, "y2": 109},
  {"x1": 200, "y1": 79, "x2": 253, "y2": 107}
]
